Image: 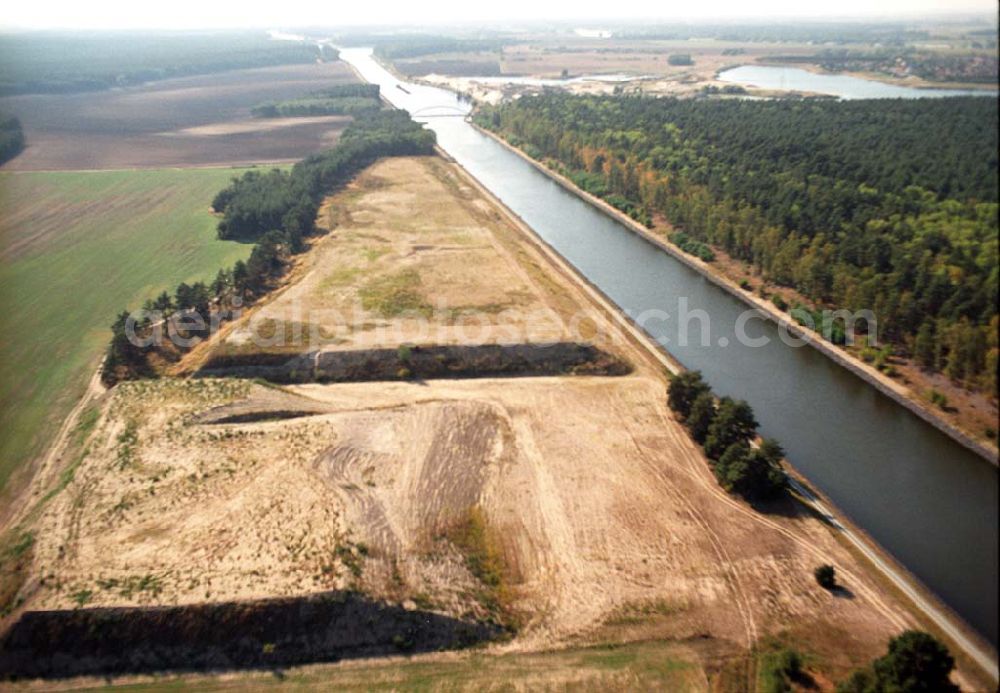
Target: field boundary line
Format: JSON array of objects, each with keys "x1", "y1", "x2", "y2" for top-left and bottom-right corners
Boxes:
[{"x1": 2, "y1": 360, "x2": 106, "y2": 531}]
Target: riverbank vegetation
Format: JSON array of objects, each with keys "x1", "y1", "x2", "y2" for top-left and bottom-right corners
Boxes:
[
  {"x1": 667, "y1": 371, "x2": 787, "y2": 502},
  {"x1": 0, "y1": 115, "x2": 25, "y2": 165},
  {"x1": 251, "y1": 84, "x2": 381, "y2": 118},
  {"x1": 476, "y1": 95, "x2": 999, "y2": 403},
  {"x1": 837, "y1": 630, "x2": 958, "y2": 692},
  {"x1": 104, "y1": 110, "x2": 435, "y2": 384},
  {"x1": 0, "y1": 32, "x2": 332, "y2": 96}
]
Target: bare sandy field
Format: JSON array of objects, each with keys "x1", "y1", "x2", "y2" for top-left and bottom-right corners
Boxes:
[
  {"x1": 20, "y1": 370, "x2": 919, "y2": 674},
  {"x1": 5, "y1": 152, "x2": 985, "y2": 689},
  {"x1": 212, "y1": 156, "x2": 588, "y2": 360},
  {"x1": 409, "y1": 39, "x2": 816, "y2": 102},
  {"x1": 0, "y1": 62, "x2": 358, "y2": 170}
]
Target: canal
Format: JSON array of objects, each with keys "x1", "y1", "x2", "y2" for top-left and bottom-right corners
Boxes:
[{"x1": 341, "y1": 47, "x2": 999, "y2": 647}]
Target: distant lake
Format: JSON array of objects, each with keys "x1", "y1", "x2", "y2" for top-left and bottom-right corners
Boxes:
[{"x1": 718, "y1": 65, "x2": 998, "y2": 99}]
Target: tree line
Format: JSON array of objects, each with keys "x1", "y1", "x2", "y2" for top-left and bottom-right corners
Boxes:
[
  {"x1": 667, "y1": 370, "x2": 963, "y2": 692},
  {"x1": 251, "y1": 84, "x2": 382, "y2": 118},
  {"x1": 766, "y1": 48, "x2": 998, "y2": 84},
  {"x1": 104, "y1": 110, "x2": 435, "y2": 385},
  {"x1": 0, "y1": 33, "x2": 332, "y2": 96},
  {"x1": 0, "y1": 115, "x2": 24, "y2": 165},
  {"x1": 475, "y1": 94, "x2": 999, "y2": 399},
  {"x1": 371, "y1": 37, "x2": 506, "y2": 61},
  {"x1": 667, "y1": 371, "x2": 787, "y2": 502}
]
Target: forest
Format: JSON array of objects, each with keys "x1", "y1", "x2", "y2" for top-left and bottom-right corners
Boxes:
[
  {"x1": 104, "y1": 110, "x2": 435, "y2": 384},
  {"x1": 371, "y1": 36, "x2": 506, "y2": 60},
  {"x1": 765, "y1": 48, "x2": 998, "y2": 84},
  {"x1": 475, "y1": 95, "x2": 999, "y2": 398},
  {"x1": 617, "y1": 22, "x2": 945, "y2": 45},
  {"x1": 0, "y1": 115, "x2": 24, "y2": 165},
  {"x1": 251, "y1": 84, "x2": 382, "y2": 118},
  {"x1": 0, "y1": 32, "x2": 333, "y2": 96}
]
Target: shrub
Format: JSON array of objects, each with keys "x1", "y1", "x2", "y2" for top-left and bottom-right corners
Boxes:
[
  {"x1": 670, "y1": 231, "x2": 715, "y2": 262},
  {"x1": 928, "y1": 389, "x2": 949, "y2": 410},
  {"x1": 760, "y1": 648, "x2": 805, "y2": 693},
  {"x1": 815, "y1": 564, "x2": 836, "y2": 589}
]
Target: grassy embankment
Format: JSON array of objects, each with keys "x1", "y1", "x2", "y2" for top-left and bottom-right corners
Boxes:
[
  {"x1": 55, "y1": 639, "x2": 706, "y2": 690},
  {"x1": 0, "y1": 168, "x2": 261, "y2": 494}
]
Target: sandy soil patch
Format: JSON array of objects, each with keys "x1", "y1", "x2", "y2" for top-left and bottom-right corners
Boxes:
[
  {"x1": 413, "y1": 40, "x2": 817, "y2": 102},
  {"x1": 216, "y1": 156, "x2": 590, "y2": 358},
  {"x1": 24, "y1": 371, "x2": 921, "y2": 678}
]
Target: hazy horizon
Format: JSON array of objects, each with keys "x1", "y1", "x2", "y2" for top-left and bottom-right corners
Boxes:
[{"x1": 1, "y1": 0, "x2": 997, "y2": 31}]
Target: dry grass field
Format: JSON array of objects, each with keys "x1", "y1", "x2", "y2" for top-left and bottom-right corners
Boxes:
[
  {"x1": 498, "y1": 38, "x2": 808, "y2": 77},
  {"x1": 4, "y1": 154, "x2": 977, "y2": 690},
  {"x1": 210, "y1": 156, "x2": 576, "y2": 362},
  {"x1": 0, "y1": 62, "x2": 359, "y2": 170}
]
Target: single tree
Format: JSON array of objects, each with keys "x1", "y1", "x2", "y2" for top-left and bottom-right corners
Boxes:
[
  {"x1": 703, "y1": 397, "x2": 758, "y2": 459},
  {"x1": 211, "y1": 268, "x2": 231, "y2": 297},
  {"x1": 757, "y1": 438, "x2": 784, "y2": 465},
  {"x1": 687, "y1": 391, "x2": 717, "y2": 443},
  {"x1": 871, "y1": 631, "x2": 958, "y2": 693},
  {"x1": 838, "y1": 631, "x2": 958, "y2": 693},
  {"x1": 914, "y1": 320, "x2": 936, "y2": 371},
  {"x1": 815, "y1": 564, "x2": 836, "y2": 589},
  {"x1": 667, "y1": 370, "x2": 711, "y2": 419},
  {"x1": 175, "y1": 282, "x2": 194, "y2": 310},
  {"x1": 152, "y1": 291, "x2": 173, "y2": 313}
]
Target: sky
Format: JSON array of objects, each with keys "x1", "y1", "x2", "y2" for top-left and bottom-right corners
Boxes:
[{"x1": 0, "y1": 0, "x2": 996, "y2": 30}]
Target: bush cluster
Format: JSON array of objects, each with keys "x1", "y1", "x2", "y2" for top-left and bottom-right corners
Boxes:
[
  {"x1": 667, "y1": 370, "x2": 787, "y2": 502},
  {"x1": 671, "y1": 231, "x2": 715, "y2": 262}
]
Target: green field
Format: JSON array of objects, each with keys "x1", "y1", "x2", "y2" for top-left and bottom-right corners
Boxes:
[
  {"x1": 0, "y1": 168, "x2": 259, "y2": 494},
  {"x1": 74, "y1": 640, "x2": 706, "y2": 691}
]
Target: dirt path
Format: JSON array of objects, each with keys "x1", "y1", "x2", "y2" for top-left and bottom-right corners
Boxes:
[
  {"x1": 786, "y1": 475, "x2": 998, "y2": 683},
  {"x1": 1, "y1": 361, "x2": 105, "y2": 531}
]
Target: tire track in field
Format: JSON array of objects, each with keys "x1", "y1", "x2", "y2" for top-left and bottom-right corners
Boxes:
[
  {"x1": 610, "y1": 390, "x2": 759, "y2": 651},
  {"x1": 653, "y1": 404, "x2": 911, "y2": 633}
]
